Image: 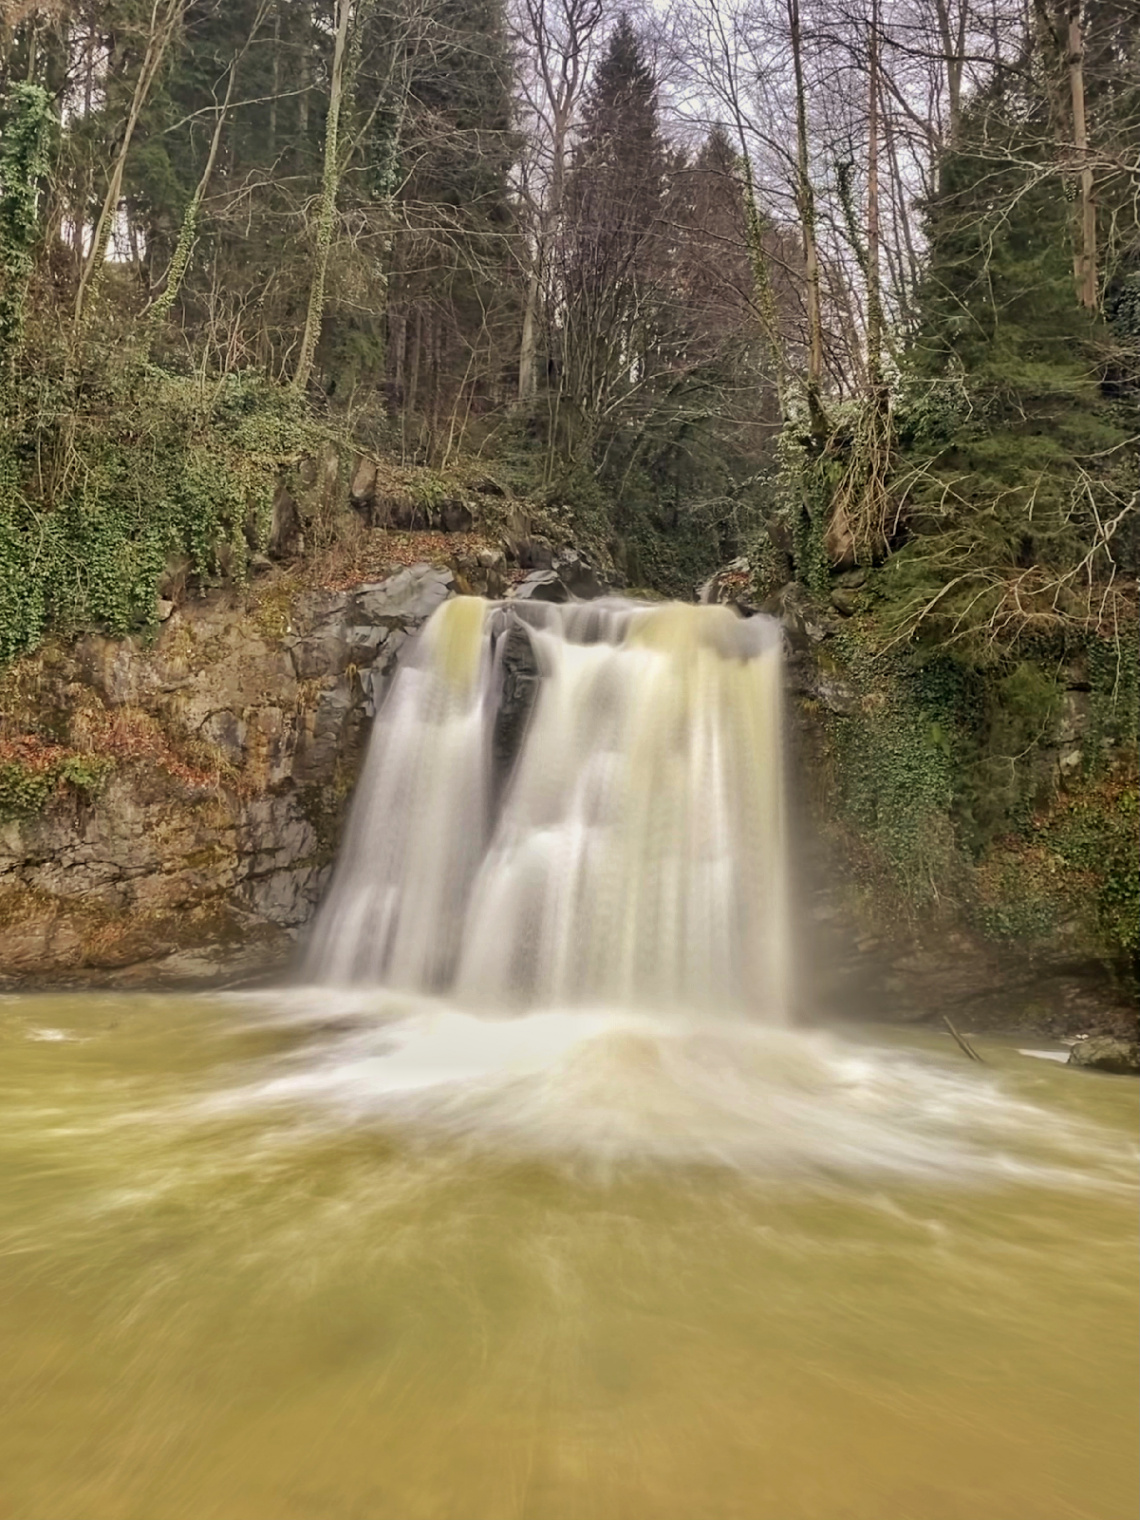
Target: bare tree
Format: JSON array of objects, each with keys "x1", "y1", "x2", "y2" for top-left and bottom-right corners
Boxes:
[
  {"x1": 785, "y1": 0, "x2": 825, "y2": 421},
  {"x1": 1065, "y1": 0, "x2": 1097, "y2": 308},
  {"x1": 292, "y1": 0, "x2": 354, "y2": 392},
  {"x1": 511, "y1": 0, "x2": 605, "y2": 402},
  {"x1": 72, "y1": 0, "x2": 189, "y2": 334}
]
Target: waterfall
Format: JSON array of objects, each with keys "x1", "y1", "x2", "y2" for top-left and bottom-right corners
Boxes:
[{"x1": 303, "y1": 595, "x2": 789, "y2": 1019}]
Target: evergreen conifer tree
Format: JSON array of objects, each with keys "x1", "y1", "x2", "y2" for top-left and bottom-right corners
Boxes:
[
  {"x1": 558, "y1": 13, "x2": 668, "y2": 433},
  {"x1": 885, "y1": 93, "x2": 1137, "y2": 651}
]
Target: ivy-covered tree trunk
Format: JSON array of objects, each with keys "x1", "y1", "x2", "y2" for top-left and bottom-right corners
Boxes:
[
  {"x1": 142, "y1": 52, "x2": 242, "y2": 353},
  {"x1": 291, "y1": 0, "x2": 354, "y2": 394},
  {"x1": 0, "y1": 81, "x2": 53, "y2": 365},
  {"x1": 1066, "y1": 1, "x2": 1098, "y2": 309}
]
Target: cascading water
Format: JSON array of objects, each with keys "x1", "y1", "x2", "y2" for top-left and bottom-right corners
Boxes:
[{"x1": 303, "y1": 595, "x2": 788, "y2": 1016}]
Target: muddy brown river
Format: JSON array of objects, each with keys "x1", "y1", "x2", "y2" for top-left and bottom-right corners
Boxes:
[{"x1": 1, "y1": 990, "x2": 1136, "y2": 1520}]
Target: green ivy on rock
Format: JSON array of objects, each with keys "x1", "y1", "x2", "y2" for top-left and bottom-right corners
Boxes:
[{"x1": 0, "y1": 367, "x2": 322, "y2": 665}]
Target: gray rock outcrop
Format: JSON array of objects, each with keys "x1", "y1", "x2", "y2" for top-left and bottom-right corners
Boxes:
[{"x1": 0, "y1": 564, "x2": 458, "y2": 987}]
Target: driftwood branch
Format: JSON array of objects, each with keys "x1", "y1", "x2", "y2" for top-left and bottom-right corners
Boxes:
[{"x1": 943, "y1": 1015, "x2": 984, "y2": 1062}]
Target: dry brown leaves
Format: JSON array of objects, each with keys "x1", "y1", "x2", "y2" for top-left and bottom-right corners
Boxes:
[
  {"x1": 309, "y1": 529, "x2": 498, "y2": 593},
  {"x1": 69, "y1": 706, "x2": 225, "y2": 792},
  {"x1": 0, "y1": 735, "x2": 71, "y2": 774}
]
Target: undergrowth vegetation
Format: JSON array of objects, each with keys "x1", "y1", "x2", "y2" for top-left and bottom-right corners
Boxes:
[
  {"x1": 0, "y1": 357, "x2": 328, "y2": 664},
  {"x1": 807, "y1": 610, "x2": 1138, "y2": 967},
  {"x1": 0, "y1": 736, "x2": 111, "y2": 821}
]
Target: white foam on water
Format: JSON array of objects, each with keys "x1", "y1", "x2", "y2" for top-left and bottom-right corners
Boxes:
[{"x1": 202, "y1": 992, "x2": 1133, "y2": 1190}]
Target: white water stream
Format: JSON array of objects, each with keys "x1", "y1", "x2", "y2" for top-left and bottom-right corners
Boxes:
[{"x1": 304, "y1": 596, "x2": 788, "y2": 1014}]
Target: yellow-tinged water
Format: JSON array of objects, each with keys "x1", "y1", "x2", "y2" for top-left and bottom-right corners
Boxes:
[{"x1": 1, "y1": 991, "x2": 1136, "y2": 1520}]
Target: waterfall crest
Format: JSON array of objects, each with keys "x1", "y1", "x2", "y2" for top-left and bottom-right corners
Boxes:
[{"x1": 303, "y1": 595, "x2": 788, "y2": 1019}]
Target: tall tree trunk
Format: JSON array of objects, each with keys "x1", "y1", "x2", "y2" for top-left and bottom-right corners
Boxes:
[
  {"x1": 932, "y1": 0, "x2": 966, "y2": 144},
  {"x1": 291, "y1": 0, "x2": 352, "y2": 394},
  {"x1": 518, "y1": 253, "x2": 540, "y2": 402},
  {"x1": 297, "y1": 0, "x2": 311, "y2": 157},
  {"x1": 882, "y1": 84, "x2": 921, "y2": 317},
  {"x1": 785, "y1": 0, "x2": 825, "y2": 431},
  {"x1": 407, "y1": 305, "x2": 422, "y2": 416},
  {"x1": 518, "y1": 126, "x2": 565, "y2": 404},
  {"x1": 72, "y1": 0, "x2": 186, "y2": 335},
  {"x1": 866, "y1": 0, "x2": 883, "y2": 385},
  {"x1": 386, "y1": 300, "x2": 407, "y2": 411},
  {"x1": 739, "y1": 160, "x2": 788, "y2": 416},
  {"x1": 73, "y1": 21, "x2": 95, "y2": 272},
  {"x1": 1067, "y1": 1, "x2": 1097, "y2": 308},
  {"x1": 430, "y1": 310, "x2": 443, "y2": 438},
  {"x1": 268, "y1": 1, "x2": 280, "y2": 160}
]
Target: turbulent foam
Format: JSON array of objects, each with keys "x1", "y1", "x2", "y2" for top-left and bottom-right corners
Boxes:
[{"x1": 207, "y1": 994, "x2": 1130, "y2": 1189}]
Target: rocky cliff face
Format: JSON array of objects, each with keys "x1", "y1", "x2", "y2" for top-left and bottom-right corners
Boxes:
[
  {"x1": 2, "y1": 555, "x2": 1133, "y2": 1038},
  {"x1": 0, "y1": 533, "x2": 618, "y2": 989},
  {"x1": 0, "y1": 563, "x2": 462, "y2": 987}
]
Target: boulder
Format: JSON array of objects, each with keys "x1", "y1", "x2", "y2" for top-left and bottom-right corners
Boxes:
[
  {"x1": 698, "y1": 557, "x2": 752, "y2": 607},
  {"x1": 440, "y1": 498, "x2": 475, "y2": 533},
  {"x1": 514, "y1": 536, "x2": 555, "y2": 571},
  {"x1": 491, "y1": 619, "x2": 541, "y2": 793},
  {"x1": 824, "y1": 504, "x2": 857, "y2": 569},
  {"x1": 512, "y1": 570, "x2": 570, "y2": 603},
  {"x1": 349, "y1": 456, "x2": 377, "y2": 507},
  {"x1": 268, "y1": 484, "x2": 303, "y2": 560},
  {"x1": 766, "y1": 582, "x2": 830, "y2": 649},
  {"x1": 553, "y1": 549, "x2": 608, "y2": 599},
  {"x1": 509, "y1": 553, "x2": 608, "y2": 606},
  {"x1": 1067, "y1": 1037, "x2": 1140, "y2": 1075},
  {"x1": 354, "y1": 564, "x2": 455, "y2": 624}
]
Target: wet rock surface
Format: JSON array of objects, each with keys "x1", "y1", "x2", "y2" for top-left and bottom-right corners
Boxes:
[
  {"x1": 1067, "y1": 1036, "x2": 1140, "y2": 1075},
  {"x1": 490, "y1": 619, "x2": 542, "y2": 799},
  {"x1": 0, "y1": 564, "x2": 459, "y2": 987},
  {"x1": 509, "y1": 550, "x2": 609, "y2": 605}
]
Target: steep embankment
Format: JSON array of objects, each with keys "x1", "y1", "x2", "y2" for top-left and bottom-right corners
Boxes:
[
  {"x1": 0, "y1": 562, "x2": 448, "y2": 984},
  {"x1": 0, "y1": 455, "x2": 606, "y2": 987}
]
